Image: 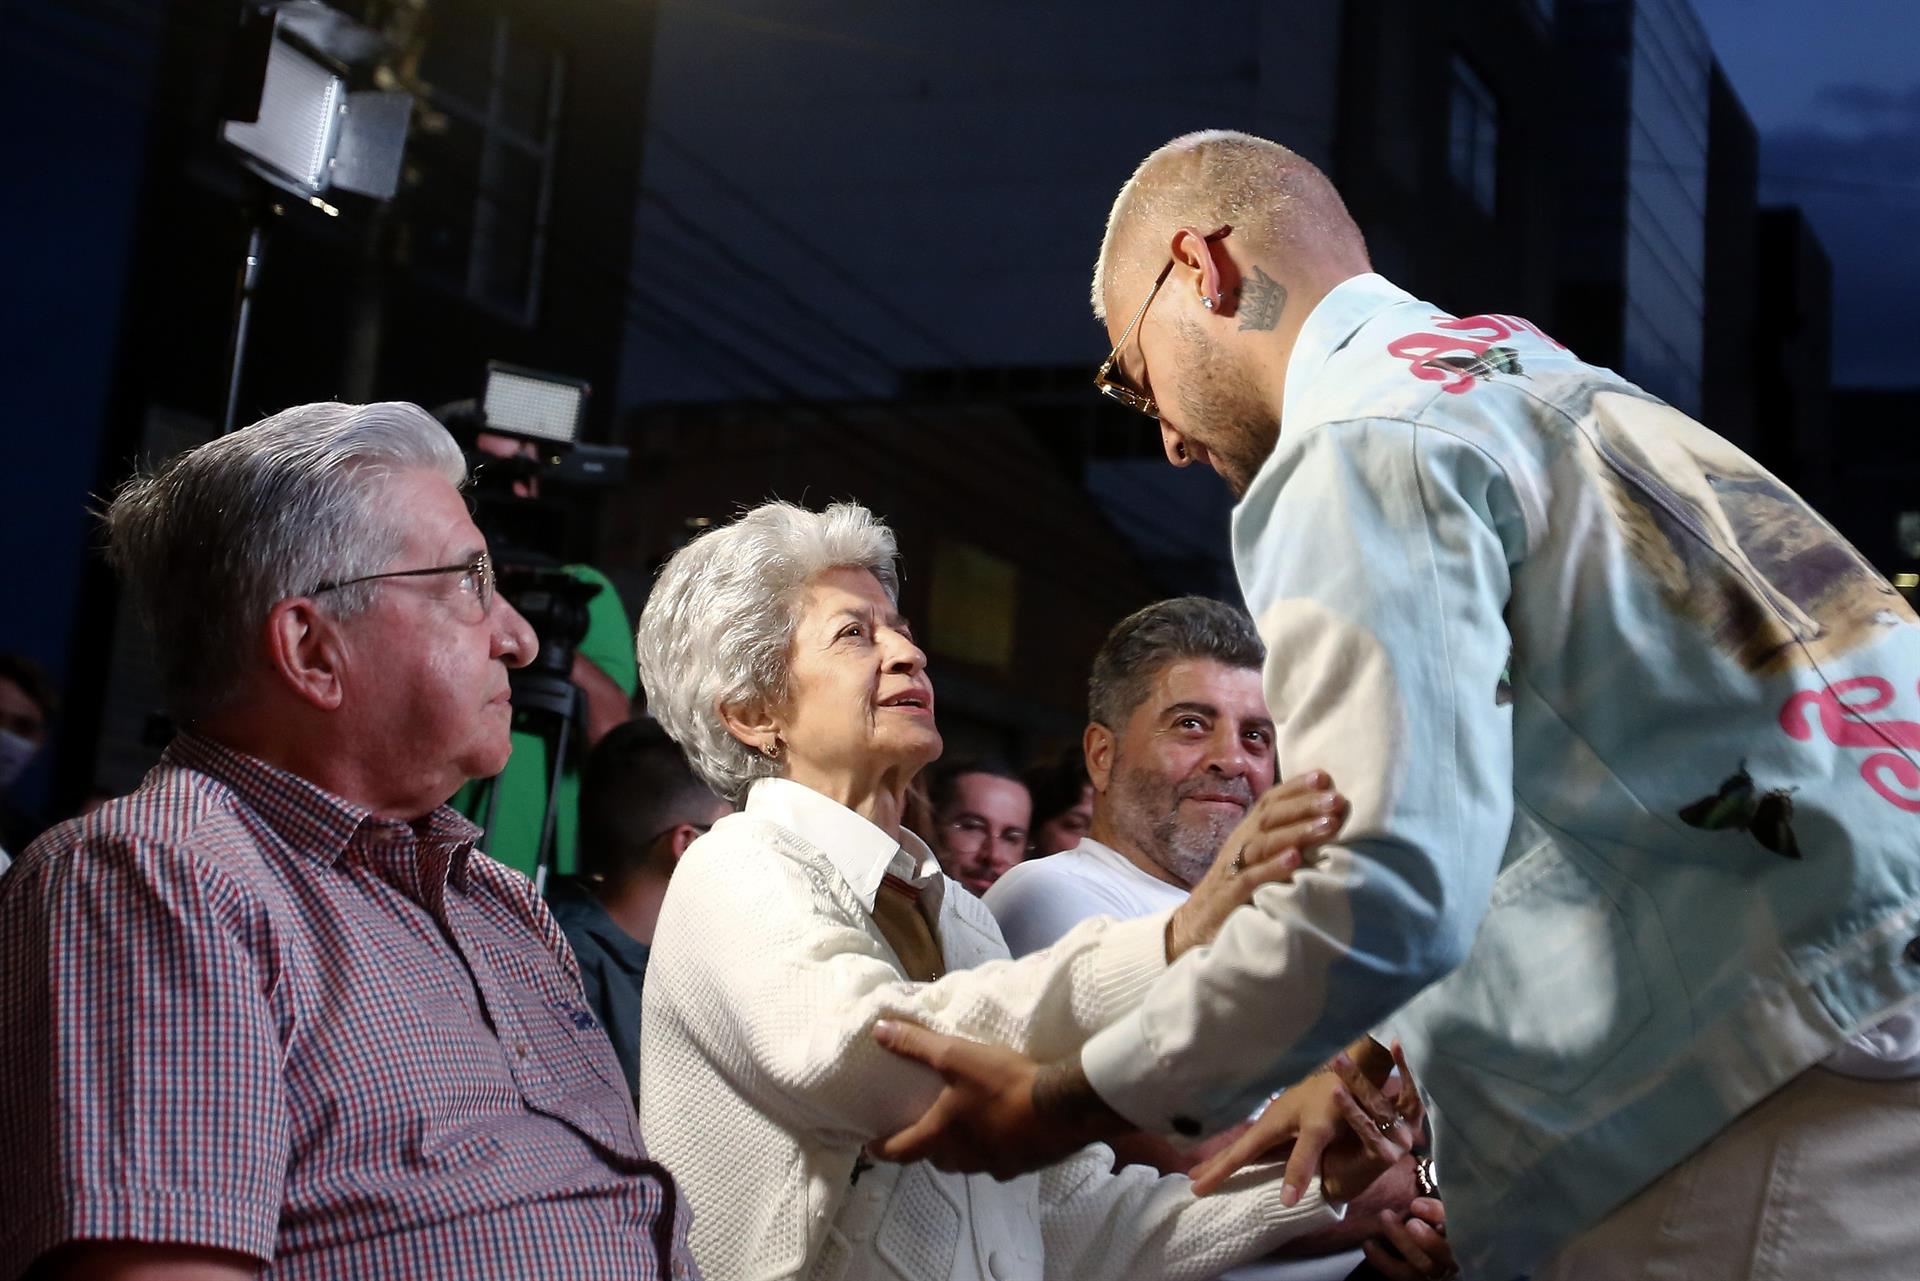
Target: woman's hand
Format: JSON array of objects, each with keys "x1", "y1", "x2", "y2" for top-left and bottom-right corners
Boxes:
[
  {"x1": 1165, "y1": 771, "x2": 1348, "y2": 959},
  {"x1": 1312, "y1": 1045, "x2": 1422, "y2": 1203}
]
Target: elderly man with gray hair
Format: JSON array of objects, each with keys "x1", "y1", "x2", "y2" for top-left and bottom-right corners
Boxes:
[{"x1": 0, "y1": 403, "x2": 695, "y2": 1280}]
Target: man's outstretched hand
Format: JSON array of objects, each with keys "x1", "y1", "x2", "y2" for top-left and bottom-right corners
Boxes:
[{"x1": 865, "y1": 1022, "x2": 1127, "y2": 1180}]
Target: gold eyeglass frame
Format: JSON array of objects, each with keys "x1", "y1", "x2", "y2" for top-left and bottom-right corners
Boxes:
[{"x1": 1092, "y1": 224, "x2": 1232, "y2": 419}]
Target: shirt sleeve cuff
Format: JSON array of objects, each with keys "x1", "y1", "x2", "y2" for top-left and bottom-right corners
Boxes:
[
  {"x1": 4, "y1": 1188, "x2": 280, "y2": 1278},
  {"x1": 1212, "y1": 1168, "x2": 1345, "y2": 1235},
  {"x1": 1273, "y1": 1175, "x2": 1345, "y2": 1225},
  {"x1": 1072, "y1": 910, "x2": 1173, "y2": 1029}
]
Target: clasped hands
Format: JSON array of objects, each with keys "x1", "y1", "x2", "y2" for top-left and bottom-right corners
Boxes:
[
  {"x1": 865, "y1": 770, "x2": 1455, "y2": 1275},
  {"x1": 865, "y1": 771, "x2": 1382, "y2": 1187},
  {"x1": 867, "y1": 1023, "x2": 1447, "y2": 1277}
]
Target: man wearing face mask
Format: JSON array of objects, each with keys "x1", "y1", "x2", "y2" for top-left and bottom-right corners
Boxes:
[{"x1": 0, "y1": 653, "x2": 56, "y2": 871}]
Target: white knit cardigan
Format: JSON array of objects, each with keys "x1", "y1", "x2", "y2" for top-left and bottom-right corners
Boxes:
[{"x1": 638, "y1": 790, "x2": 1337, "y2": 1281}]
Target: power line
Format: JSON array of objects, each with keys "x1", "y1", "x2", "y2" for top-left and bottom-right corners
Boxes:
[
  {"x1": 645, "y1": 129, "x2": 971, "y2": 364},
  {"x1": 634, "y1": 246, "x2": 891, "y2": 400},
  {"x1": 637, "y1": 188, "x2": 904, "y2": 381}
]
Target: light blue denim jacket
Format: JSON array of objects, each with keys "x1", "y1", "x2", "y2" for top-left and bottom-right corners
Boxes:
[{"x1": 1079, "y1": 273, "x2": 1920, "y2": 1279}]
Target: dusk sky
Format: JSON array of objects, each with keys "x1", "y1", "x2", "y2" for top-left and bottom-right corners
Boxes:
[{"x1": 1692, "y1": 0, "x2": 1920, "y2": 385}]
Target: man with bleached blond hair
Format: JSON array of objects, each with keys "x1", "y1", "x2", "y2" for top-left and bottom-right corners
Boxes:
[{"x1": 870, "y1": 130, "x2": 1920, "y2": 1281}]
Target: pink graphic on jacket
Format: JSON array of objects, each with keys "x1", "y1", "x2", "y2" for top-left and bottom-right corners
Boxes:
[
  {"x1": 1779, "y1": 677, "x2": 1920, "y2": 811},
  {"x1": 1387, "y1": 314, "x2": 1565, "y2": 394}
]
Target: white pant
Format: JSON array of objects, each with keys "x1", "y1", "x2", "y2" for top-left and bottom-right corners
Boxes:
[{"x1": 1534, "y1": 1067, "x2": 1920, "y2": 1281}]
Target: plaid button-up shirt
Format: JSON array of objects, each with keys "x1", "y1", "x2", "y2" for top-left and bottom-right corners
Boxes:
[{"x1": 0, "y1": 734, "x2": 696, "y2": 1279}]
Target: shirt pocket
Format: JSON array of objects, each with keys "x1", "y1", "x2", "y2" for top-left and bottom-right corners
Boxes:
[
  {"x1": 1426, "y1": 835, "x2": 1654, "y2": 1098},
  {"x1": 475, "y1": 936, "x2": 635, "y2": 1118}
]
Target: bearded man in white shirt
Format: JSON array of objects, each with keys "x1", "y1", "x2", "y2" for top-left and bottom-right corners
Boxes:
[
  {"x1": 987, "y1": 596, "x2": 1446, "y2": 1281},
  {"x1": 988, "y1": 596, "x2": 1286, "y2": 957}
]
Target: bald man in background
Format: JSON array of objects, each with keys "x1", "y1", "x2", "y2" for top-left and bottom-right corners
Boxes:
[{"x1": 870, "y1": 131, "x2": 1920, "y2": 1281}]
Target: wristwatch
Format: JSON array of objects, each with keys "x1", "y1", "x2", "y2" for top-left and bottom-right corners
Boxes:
[{"x1": 1413, "y1": 1154, "x2": 1440, "y2": 1200}]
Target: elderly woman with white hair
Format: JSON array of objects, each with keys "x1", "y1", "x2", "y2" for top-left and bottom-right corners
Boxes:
[{"x1": 635, "y1": 500, "x2": 1405, "y2": 1281}]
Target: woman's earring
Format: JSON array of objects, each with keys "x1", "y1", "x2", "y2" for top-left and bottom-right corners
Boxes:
[{"x1": 762, "y1": 740, "x2": 781, "y2": 760}]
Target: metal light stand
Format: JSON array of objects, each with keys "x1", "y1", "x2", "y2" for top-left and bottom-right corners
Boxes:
[{"x1": 221, "y1": 209, "x2": 276, "y2": 434}]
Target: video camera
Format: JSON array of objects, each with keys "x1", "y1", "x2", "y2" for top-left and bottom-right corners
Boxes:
[
  {"x1": 495, "y1": 564, "x2": 601, "y2": 682},
  {"x1": 436, "y1": 361, "x2": 629, "y2": 674},
  {"x1": 436, "y1": 362, "x2": 631, "y2": 889}
]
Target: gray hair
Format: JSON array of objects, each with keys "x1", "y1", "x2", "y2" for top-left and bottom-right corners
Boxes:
[
  {"x1": 103, "y1": 401, "x2": 467, "y2": 718},
  {"x1": 635, "y1": 500, "x2": 900, "y2": 804},
  {"x1": 1088, "y1": 595, "x2": 1265, "y2": 730}
]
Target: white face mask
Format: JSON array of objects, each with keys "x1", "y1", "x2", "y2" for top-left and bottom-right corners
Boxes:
[{"x1": 0, "y1": 727, "x2": 39, "y2": 790}]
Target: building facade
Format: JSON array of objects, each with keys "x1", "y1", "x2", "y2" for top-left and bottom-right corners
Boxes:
[
  {"x1": 1702, "y1": 60, "x2": 1760, "y2": 452},
  {"x1": 1555, "y1": 0, "x2": 1713, "y2": 415},
  {"x1": 1753, "y1": 206, "x2": 1835, "y2": 507},
  {"x1": 622, "y1": 0, "x2": 1567, "y2": 606}
]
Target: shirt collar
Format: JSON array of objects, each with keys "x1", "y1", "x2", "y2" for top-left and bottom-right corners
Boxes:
[
  {"x1": 165, "y1": 732, "x2": 481, "y2": 881},
  {"x1": 1071, "y1": 836, "x2": 1190, "y2": 892},
  {"x1": 1072, "y1": 835, "x2": 1129, "y2": 865},
  {"x1": 744, "y1": 777, "x2": 944, "y2": 913},
  {"x1": 1279, "y1": 271, "x2": 1415, "y2": 438}
]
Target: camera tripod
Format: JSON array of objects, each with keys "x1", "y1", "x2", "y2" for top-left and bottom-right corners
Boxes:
[{"x1": 479, "y1": 662, "x2": 585, "y2": 896}]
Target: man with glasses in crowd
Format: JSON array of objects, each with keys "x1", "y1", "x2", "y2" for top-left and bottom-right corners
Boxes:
[
  {"x1": 0, "y1": 402, "x2": 694, "y2": 1279},
  {"x1": 548, "y1": 718, "x2": 732, "y2": 1104},
  {"x1": 922, "y1": 756, "x2": 1032, "y2": 897},
  {"x1": 871, "y1": 131, "x2": 1920, "y2": 1281}
]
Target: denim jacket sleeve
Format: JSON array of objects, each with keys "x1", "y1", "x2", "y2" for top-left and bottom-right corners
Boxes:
[{"x1": 1082, "y1": 416, "x2": 1530, "y2": 1133}]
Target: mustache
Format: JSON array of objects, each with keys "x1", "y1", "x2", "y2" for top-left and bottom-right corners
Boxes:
[{"x1": 1174, "y1": 776, "x2": 1254, "y2": 807}]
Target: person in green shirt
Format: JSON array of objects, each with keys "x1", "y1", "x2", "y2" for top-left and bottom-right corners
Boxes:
[
  {"x1": 454, "y1": 561, "x2": 637, "y2": 881},
  {"x1": 449, "y1": 429, "x2": 639, "y2": 883}
]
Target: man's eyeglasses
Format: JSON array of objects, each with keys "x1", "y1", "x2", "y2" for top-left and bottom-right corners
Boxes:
[
  {"x1": 942, "y1": 815, "x2": 1029, "y2": 852},
  {"x1": 1093, "y1": 224, "x2": 1232, "y2": 419},
  {"x1": 311, "y1": 551, "x2": 495, "y2": 615}
]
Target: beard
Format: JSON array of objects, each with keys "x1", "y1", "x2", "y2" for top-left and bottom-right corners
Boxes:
[
  {"x1": 1173, "y1": 319, "x2": 1279, "y2": 497},
  {"x1": 1107, "y1": 749, "x2": 1253, "y2": 888}
]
